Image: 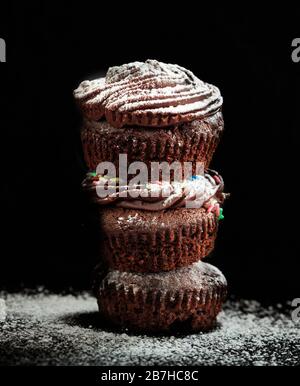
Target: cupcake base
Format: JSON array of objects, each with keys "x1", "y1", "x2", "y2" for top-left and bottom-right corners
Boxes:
[
  {"x1": 81, "y1": 112, "x2": 223, "y2": 172},
  {"x1": 100, "y1": 207, "x2": 219, "y2": 273},
  {"x1": 95, "y1": 261, "x2": 227, "y2": 333}
]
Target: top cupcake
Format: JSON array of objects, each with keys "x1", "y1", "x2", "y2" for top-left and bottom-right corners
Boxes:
[{"x1": 74, "y1": 60, "x2": 223, "y2": 128}]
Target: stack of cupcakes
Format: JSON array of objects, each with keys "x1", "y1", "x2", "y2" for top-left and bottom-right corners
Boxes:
[{"x1": 74, "y1": 60, "x2": 228, "y2": 333}]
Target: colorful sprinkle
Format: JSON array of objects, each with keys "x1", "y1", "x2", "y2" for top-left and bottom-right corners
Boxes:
[
  {"x1": 87, "y1": 171, "x2": 97, "y2": 177},
  {"x1": 190, "y1": 175, "x2": 201, "y2": 181},
  {"x1": 218, "y1": 207, "x2": 224, "y2": 221},
  {"x1": 207, "y1": 205, "x2": 214, "y2": 213},
  {"x1": 213, "y1": 175, "x2": 221, "y2": 184},
  {"x1": 214, "y1": 203, "x2": 220, "y2": 218}
]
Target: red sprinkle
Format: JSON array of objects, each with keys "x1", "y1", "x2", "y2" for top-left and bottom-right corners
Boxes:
[
  {"x1": 207, "y1": 205, "x2": 214, "y2": 213},
  {"x1": 213, "y1": 175, "x2": 221, "y2": 184},
  {"x1": 214, "y1": 204, "x2": 220, "y2": 217}
]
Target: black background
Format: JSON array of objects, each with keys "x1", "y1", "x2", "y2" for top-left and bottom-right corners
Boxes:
[{"x1": 1, "y1": 3, "x2": 299, "y2": 301}]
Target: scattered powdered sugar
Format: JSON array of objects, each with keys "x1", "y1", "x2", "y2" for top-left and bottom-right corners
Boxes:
[
  {"x1": 117, "y1": 216, "x2": 124, "y2": 225},
  {"x1": 0, "y1": 292, "x2": 299, "y2": 365},
  {"x1": 116, "y1": 213, "x2": 139, "y2": 225},
  {"x1": 117, "y1": 212, "x2": 159, "y2": 228},
  {"x1": 0, "y1": 299, "x2": 6, "y2": 323},
  {"x1": 126, "y1": 213, "x2": 139, "y2": 223}
]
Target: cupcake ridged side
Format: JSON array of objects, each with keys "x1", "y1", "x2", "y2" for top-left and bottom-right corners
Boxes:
[
  {"x1": 81, "y1": 112, "x2": 223, "y2": 171},
  {"x1": 100, "y1": 207, "x2": 219, "y2": 273},
  {"x1": 95, "y1": 261, "x2": 227, "y2": 333}
]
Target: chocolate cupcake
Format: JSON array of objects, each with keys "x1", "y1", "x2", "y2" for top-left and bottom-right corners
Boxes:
[
  {"x1": 74, "y1": 60, "x2": 224, "y2": 170},
  {"x1": 82, "y1": 170, "x2": 227, "y2": 273},
  {"x1": 95, "y1": 260, "x2": 227, "y2": 333}
]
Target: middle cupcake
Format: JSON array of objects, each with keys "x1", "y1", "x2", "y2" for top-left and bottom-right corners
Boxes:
[{"x1": 82, "y1": 169, "x2": 226, "y2": 273}]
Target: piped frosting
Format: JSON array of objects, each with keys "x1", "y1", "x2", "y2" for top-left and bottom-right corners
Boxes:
[{"x1": 74, "y1": 60, "x2": 223, "y2": 128}]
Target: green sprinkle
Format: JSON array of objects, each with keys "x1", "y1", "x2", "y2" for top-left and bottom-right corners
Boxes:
[
  {"x1": 218, "y1": 208, "x2": 224, "y2": 221},
  {"x1": 87, "y1": 171, "x2": 97, "y2": 177}
]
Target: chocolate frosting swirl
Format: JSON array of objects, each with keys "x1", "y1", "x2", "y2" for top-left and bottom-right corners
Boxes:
[
  {"x1": 74, "y1": 60, "x2": 223, "y2": 128},
  {"x1": 82, "y1": 170, "x2": 226, "y2": 212}
]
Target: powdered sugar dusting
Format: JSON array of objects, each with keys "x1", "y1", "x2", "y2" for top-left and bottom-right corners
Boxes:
[
  {"x1": 74, "y1": 78, "x2": 105, "y2": 99},
  {"x1": 74, "y1": 60, "x2": 222, "y2": 128},
  {"x1": 103, "y1": 261, "x2": 227, "y2": 293},
  {"x1": 0, "y1": 292, "x2": 299, "y2": 365},
  {"x1": 116, "y1": 212, "x2": 159, "y2": 228}
]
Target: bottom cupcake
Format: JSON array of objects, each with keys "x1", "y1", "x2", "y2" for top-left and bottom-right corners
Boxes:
[{"x1": 94, "y1": 261, "x2": 227, "y2": 333}]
